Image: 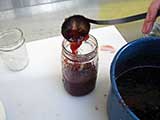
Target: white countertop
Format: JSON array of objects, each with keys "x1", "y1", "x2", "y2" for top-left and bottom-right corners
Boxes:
[{"x1": 0, "y1": 26, "x2": 127, "y2": 120}]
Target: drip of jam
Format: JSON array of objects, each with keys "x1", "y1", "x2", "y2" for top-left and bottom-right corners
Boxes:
[
  {"x1": 70, "y1": 41, "x2": 82, "y2": 54},
  {"x1": 69, "y1": 32, "x2": 89, "y2": 54}
]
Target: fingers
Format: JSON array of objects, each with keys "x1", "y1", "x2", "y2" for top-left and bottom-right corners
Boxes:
[
  {"x1": 142, "y1": 10, "x2": 156, "y2": 34},
  {"x1": 142, "y1": 0, "x2": 160, "y2": 34}
]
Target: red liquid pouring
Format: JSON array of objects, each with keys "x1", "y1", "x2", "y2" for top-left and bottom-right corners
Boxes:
[
  {"x1": 70, "y1": 33, "x2": 89, "y2": 54},
  {"x1": 70, "y1": 41, "x2": 82, "y2": 54}
]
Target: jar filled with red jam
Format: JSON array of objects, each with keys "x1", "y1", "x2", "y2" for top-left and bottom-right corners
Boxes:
[{"x1": 61, "y1": 34, "x2": 98, "y2": 96}]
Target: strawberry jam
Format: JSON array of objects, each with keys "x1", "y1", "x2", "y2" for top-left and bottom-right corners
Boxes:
[{"x1": 62, "y1": 34, "x2": 98, "y2": 96}]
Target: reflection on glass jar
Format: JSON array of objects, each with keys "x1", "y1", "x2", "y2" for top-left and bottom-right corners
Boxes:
[{"x1": 61, "y1": 34, "x2": 98, "y2": 96}]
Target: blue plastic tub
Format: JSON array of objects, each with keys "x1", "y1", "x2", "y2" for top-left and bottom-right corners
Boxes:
[{"x1": 108, "y1": 36, "x2": 160, "y2": 120}]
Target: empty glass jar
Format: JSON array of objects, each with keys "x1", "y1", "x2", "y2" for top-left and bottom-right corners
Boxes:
[{"x1": 0, "y1": 28, "x2": 29, "y2": 71}]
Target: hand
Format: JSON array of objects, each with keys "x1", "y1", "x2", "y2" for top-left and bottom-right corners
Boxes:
[{"x1": 142, "y1": 0, "x2": 160, "y2": 34}]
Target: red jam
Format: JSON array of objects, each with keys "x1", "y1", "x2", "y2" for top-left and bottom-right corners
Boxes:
[
  {"x1": 64, "y1": 29, "x2": 89, "y2": 54},
  {"x1": 62, "y1": 34, "x2": 98, "y2": 96},
  {"x1": 62, "y1": 62, "x2": 97, "y2": 96},
  {"x1": 70, "y1": 41, "x2": 82, "y2": 54}
]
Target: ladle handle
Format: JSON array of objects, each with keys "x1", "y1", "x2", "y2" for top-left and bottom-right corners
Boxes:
[{"x1": 86, "y1": 11, "x2": 160, "y2": 25}]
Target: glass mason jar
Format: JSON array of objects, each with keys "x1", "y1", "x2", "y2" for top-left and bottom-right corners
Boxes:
[
  {"x1": 61, "y1": 34, "x2": 98, "y2": 96},
  {"x1": 0, "y1": 28, "x2": 29, "y2": 71}
]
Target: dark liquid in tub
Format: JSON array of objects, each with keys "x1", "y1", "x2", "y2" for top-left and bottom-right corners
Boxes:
[
  {"x1": 63, "y1": 62, "x2": 97, "y2": 96},
  {"x1": 116, "y1": 66, "x2": 160, "y2": 120}
]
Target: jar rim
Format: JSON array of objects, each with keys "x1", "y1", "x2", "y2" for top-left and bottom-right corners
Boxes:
[
  {"x1": 62, "y1": 34, "x2": 98, "y2": 57},
  {"x1": 0, "y1": 28, "x2": 25, "y2": 52},
  {"x1": 62, "y1": 34, "x2": 98, "y2": 62}
]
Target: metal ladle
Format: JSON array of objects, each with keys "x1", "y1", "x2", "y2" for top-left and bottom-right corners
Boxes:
[{"x1": 61, "y1": 12, "x2": 160, "y2": 42}]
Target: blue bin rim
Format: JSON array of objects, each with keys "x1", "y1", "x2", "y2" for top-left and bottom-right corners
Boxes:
[{"x1": 110, "y1": 36, "x2": 160, "y2": 119}]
